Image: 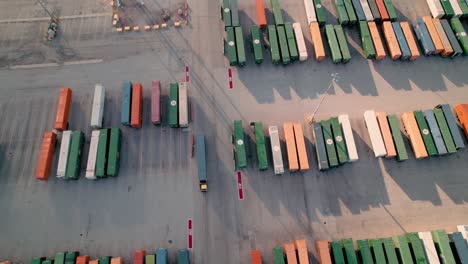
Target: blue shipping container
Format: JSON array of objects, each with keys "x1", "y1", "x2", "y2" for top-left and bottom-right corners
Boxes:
[
  {"x1": 414, "y1": 18, "x2": 436, "y2": 56},
  {"x1": 392, "y1": 22, "x2": 411, "y2": 60}
]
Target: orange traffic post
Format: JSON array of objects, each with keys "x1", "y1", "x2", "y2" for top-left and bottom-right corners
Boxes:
[
  {"x1": 376, "y1": 112, "x2": 397, "y2": 158},
  {"x1": 382, "y1": 21, "x2": 402, "y2": 60},
  {"x1": 35, "y1": 131, "x2": 57, "y2": 180},
  {"x1": 295, "y1": 240, "x2": 310, "y2": 264},
  {"x1": 131, "y1": 83, "x2": 143, "y2": 128},
  {"x1": 54, "y1": 87, "x2": 72, "y2": 131},
  {"x1": 284, "y1": 123, "x2": 299, "y2": 172},
  {"x1": 283, "y1": 243, "x2": 298, "y2": 264},
  {"x1": 368, "y1": 22, "x2": 386, "y2": 60},
  {"x1": 401, "y1": 112, "x2": 428, "y2": 159},
  {"x1": 422, "y1": 16, "x2": 444, "y2": 55},
  {"x1": 310, "y1": 22, "x2": 325, "y2": 61},
  {"x1": 316, "y1": 240, "x2": 332, "y2": 264},
  {"x1": 250, "y1": 250, "x2": 262, "y2": 264},
  {"x1": 400, "y1": 21, "x2": 421, "y2": 60},
  {"x1": 255, "y1": 0, "x2": 267, "y2": 29}
]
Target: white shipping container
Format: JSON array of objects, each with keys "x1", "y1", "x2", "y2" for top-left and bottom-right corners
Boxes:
[
  {"x1": 338, "y1": 114, "x2": 359, "y2": 162},
  {"x1": 457, "y1": 225, "x2": 468, "y2": 240},
  {"x1": 360, "y1": 0, "x2": 374, "y2": 21},
  {"x1": 448, "y1": 0, "x2": 463, "y2": 17},
  {"x1": 179, "y1": 82, "x2": 189, "y2": 127},
  {"x1": 303, "y1": 0, "x2": 317, "y2": 25},
  {"x1": 90, "y1": 84, "x2": 105, "y2": 129},
  {"x1": 86, "y1": 130, "x2": 100, "y2": 179},
  {"x1": 418, "y1": 232, "x2": 441, "y2": 264},
  {"x1": 268, "y1": 125, "x2": 284, "y2": 175},
  {"x1": 292, "y1": 23, "x2": 308, "y2": 61},
  {"x1": 364, "y1": 110, "x2": 387, "y2": 157},
  {"x1": 57, "y1": 130, "x2": 72, "y2": 178},
  {"x1": 426, "y1": 0, "x2": 445, "y2": 18}
]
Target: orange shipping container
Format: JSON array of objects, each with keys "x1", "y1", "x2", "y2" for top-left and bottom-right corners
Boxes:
[
  {"x1": 368, "y1": 22, "x2": 386, "y2": 60},
  {"x1": 284, "y1": 123, "x2": 299, "y2": 171},
  {"x1": 54, "y1": 87, "x2": 72, "y2": 131},
  {"x1": 401, "y1": 112, "x2": 428, "y2": 159},
  {"x1": 250, "y1": 250, "x2": 262, "y2": 264},
  {"x1": 293, "y1": 123, "x2": 310, "y2": 171},
  {"x1": 283, "y1": 243, "x2": 298, "y2": 264},
  {"x1": 89, "y1": 260, "x2": 99, "y2": 264},
  {"x1": 455, "y1": 104, "x2": 468, "y2": 138},
  {"x1": 400, "y1": 22, "x2": 421, "y2": 60},
  {"x1": 433, "y1": 19, "x2": 453, "y2": 57},
  {"x1": 76, "y1": 256, "x2": 90, "y2": 264},
  {"x1": 422, "y1": 16, "x2": 444, "y2": 55},
  {"x1": 131, "y1": 83, "x2": 143, "y2": 128},
  {"x1": 309, "y1": 22, "x2": 326, "y2": 61},
  {"x1": 255, "y1": 0, "x2": 267, "y2": 29},
  {"x1": 375, "y1": 0, "x2": 389, "y2": 20},
  {"x1": 110, "y1": 257, "x2": 123, "y2": 264},
  {"x1": 316, "y1": 240, "x2": 332, "y2": 264},
  {"x1": 295, "y1": 240, "x2": 310, "y2": 264},
  {"x1": 382, "y1": 21, "x2": 402, "y2": 60},
  {"x1": 376, "y1": 112, "x2": 397, "y2": 158},
  {"x1": 35, "y1": 131, "x2": 57, "y2": 180}
]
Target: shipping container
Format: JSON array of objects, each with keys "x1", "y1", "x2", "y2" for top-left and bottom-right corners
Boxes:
[
  {"x1": 178, "y1": 249, "x2": 190, "y2": 264},
  {"x1": 145, "y1": 255, "x2": 155, "y2": 264},
  {"x1": 406, "y1": 233, "x2": 429, "y2": 264},
  {"x1": 100, "y1": 256, "x2": 111, "y2": 264},
  {"x1": 284, "y1": 122, "x2": 299, "y2": 171},
  {"x1": 450, "y1": 17, "x2": 468, "y2": 54},
  {"x1": 333, "y1": 25, "x2": 351, "y2": 63},
  {"x1": 414, "y1": 18, "x2": 436, "y2": 55},
  {"x1": 316, "y1": 241, "x2": 332, "y2": 264},
  {"x1": 196, "y1": 134, "x2": 208, "y2": 191},
  {"x1": 338, "y1": 114, "x2": 359, "y2": 162},
  {"x1": 402, "y1": 112, "x2": 428, "y2": 159},
  {"x1": 331, "y1": 242, "x2": 345, "y2": 264},
  {"x1": 427, "y1": 0, "x2": 445, "y2": 18},
  {"x1": 55, "y1": 87, "x2": 72, "y2": 131},
  {"x1": 151, "y1": 80, "x2": 161, "y2": 125},
  {"x1": 90, "y1": 84, "x2": 105, "y2": 129},
  {"x1": 86, "y1": 130, "x2": 100, "y2": 179},
  {"x1": 414, "y1": 110, "x2": 438, "y2": 156},
  {"x1": 369, "y1": 240, "x2": 386, "y2": 264},
  {"x1": 107, "y1": 128, "x2": 121, "y2": 177},
  {"x1": 296, "y1": 240, "x2": 310, "y2": 264},
  {"x1": 400, "y1": 22, "x2": 421, "y2": 60},
  {"x1": 376, "y1": 112, "x2": 397, "y2": 158},
  {"x1": 440, "y1": 19, "x2": 463, "y2": 56},
  {"x1": 438, "y1": 105, "x2": 463, "y2": 144},
  {"x1": 169, "y1": 83, "x2": 179, "y2": 128},
  {"x1": 334, "y1": 0, "x2": 350, "y2": 24},
  {"x1": 57, "y1": 130, "x2": 72, "y2": 178},
  {"x1": 423, "y1": 16, "x2": 444, "y2": 54},
  {"x1": 382, "y1": 21, "x2": 402, "y2": 60},
  {"x1": 367, "y1": 0, "x2": 381, "y2": 21},
  {"x1": 221, "y1": 0, "x2": 231, "y2": 28},
  {"x1": 156, "y1": 248, "x2": 168, "y2": 264},
  {"x1": 432, "y1": 230, "x2": 456, "y2": 264},
  {"x1": 110, "y1": 257, "x2": 122, "y2": 264},
  {"x1": 304, "y1": 0, "x2": 317, "y2": 25},
  {"x1": 226, "y1": 27, "x2": 238, "y2": 65},
  {"x1": 321, "y1": 120, "x2": 339, "y2": 167},
  {"x1": 32, "y1": 258, "x2": 45, "y2": 264},
  {"x1": 312, "y1": 123, "x2": 330, "y2": 170},
  {"x1": 269, "y1": 125, "x2": 285, "y2": 175},
  {"x1": 285, "y1": 23, "x2": 299, "y2": 61},
  {"x1": 360, "y1": 21, "x2": 376, "y2": 59},
  {"x1": 96, "y1": 128, "x2": 109, "y2": 178},
  {"x1": 233, "y1": 120, "x2": 247, "y2": 169},
  {"x1": 310, "y1": 22, "x2": 326, "y2": 61},
  {"x1": 277, "y1": 25, "x2": 291, "y2": 64},
  {"x1": 364, "y1": 110, "x2": 387, "y2": 157},
  {"x1": 376, "y1": 0, "x2": 390, "y2": 20},
  {"x1": 130, "y1": 82, "x2": 142, "y2": 128},
  {"x1": 433, "y1": 108, "x2": 457, "y2": 153},
  {"x1": 368, "y1": 22, "x2": 387, "y2": 59},
  {"x1": 458, "y1": 0, "x2": 468, "y2": 16},
  {"x1": 387, "y1": 114, "x2": 408, "y2": 161},
  {"x1": 251, "y1": 250, "x2": 262, "y2": 264},
  {"x1": 360, "y1": 0, "x2": 375, "y2": 21},
  {"x1": 325, "y1": 25, "x2": 343, "y2": 63},
  {"x1": 65, "y1": 252, "x2": 79, "y2": 264},
  {"x1": 293, "y1": 123, "x2": 310, "y2": 171},
  {"x1": 418, "y1": 232, "x2": 440, "y2": 264},
  {"x1": 271, "y1": 0, "x2": 284, "y2": 25},
  {"x1": 251, "y1": 25, "x2": 264, "y2": 64},
  {"x1": 76, "y1": 257, "x2": 89, "y2": 264},
  {"x1": 449, "y1": 0, "x2": 463, "y2": 17},
  {"x1": 256, "y1": 0, "x2": 267, "y2": 28},
  {"x1": 423, "y1": 110, "x2": 448, "y2": 155},
  {"x1": 178, "y1": 82, "x2": 189, "y2": 127},
  {"x1": 283, "y1": 243, "x2": 298, "y2": 264},
  {"x1": 231, "y1": 0, "x2": 239, "y2": 26},
  {"x1": 441, "y1": 0, "x2": 455, "y2": 17},
  {"x1": 235, "y1": 26, "x2": 246, "y2": 66},
  {"x1": 314, "y1": 0, "x2": 327, "y2": 25},
  {"x1": 383, "y1": 0, "x2": 397, "y2": 20},
  {"x1": 392, "y1": 236, "x2": 413, "y2": 264},
  {"x1": 449, "y1": 232, "x2": 468, "y2": 263},
  {"x1": 251, "y1": 122, "x2": 268, "y2": 170},
  {"x1": 65, "y1": 131, "x2": 84, "y2": 180},
  {"x1": 357, "y1": 240, "x2": 374, "y2": 264},
  {"x1": 55, "y1": 253, "x2": 65, "y2": 264},
  {"x1": 458, "y1": 225, "x2": 468, "y2": 239},
  {"x1": 392, "y1": 22, "x2": 411, "y2": 60},
  {"x1": 345, "y1": 0, "x2": 358, "y2": 23},
  {"x1": 330, "y1": 117, "x2": 348, "y2": 164},
  {"x1": 382, "y1": 238, "x2": 399, "y2": 264},
  {"x1": 273, "y1": 247, "x2": 286, "y2": 264},
  {"x1": 351, "y1": 0, "x2": 366, "y2": 21},
  {"x1": 342, "y1": 239, "x2": 359, "y2": 264},
  {"x1": 293, "y1": 23, "x2": 308, "y2": 61},
  {"x1": 268, "y1": 25, "x2": 281, "y2": 64},
  {"x1": 121, "y1": 81, "x2": 132, "y2": 125},
  {"x1": 454, "y1": 104, "x2": 468, "y2": 140}
]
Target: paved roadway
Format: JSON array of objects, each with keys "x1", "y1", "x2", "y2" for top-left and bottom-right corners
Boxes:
[{"x1": 0, "y1": 0, "x2": 468, "y2": 263}]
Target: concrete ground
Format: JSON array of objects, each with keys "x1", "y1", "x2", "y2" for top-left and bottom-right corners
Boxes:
[{"x1": 0, "y1": 0, "x2": 467, "y2": 263}]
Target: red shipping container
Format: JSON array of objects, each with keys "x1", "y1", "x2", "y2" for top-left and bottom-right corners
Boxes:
[
  {"x1": 35, "y1": 131, "x2": 57, "y2": 180},
  {"x1": 54, "y1": 87, "x2": 72, "y2": 131},
  {"x1": 151, "y1": 81, "x2": 161, "y2": 125},
  {"x1": 375, "y1": 0, "x2": 389, "y2": 21},
  {"x1": 133, "y1": 250, "x2": 145, "y2": 264},
  {"x1": 76, "y1": 256, "x2": 90, "y2": 264},
  {"x1": 250, "y1": 250, "x2": 262, "y2": 264},
  {"x1": 131, "y1": 83, "x2": 143, "y2": 128}
]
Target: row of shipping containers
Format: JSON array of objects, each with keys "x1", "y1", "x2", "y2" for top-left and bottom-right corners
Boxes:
[
  {"x1": 325, "y1": 24, "x2": 352, "y2": 63},
  {"x1": 251, "y1": 239, "x2": 310, "y2": 264},
  {"x1": 222, "y1": 0, "x2": 246, "y2": 66},
  {"x1": 333, "y1": 0, "x2": 397, "y2": 25},
  {"x1": 85, "y1": 128, "x2": 122, "y2": 179},
  {"x1": 426, "y1": 0, "x2": 468, "y2": 19},
  {"x1": 133, "y1": 249, "x2": 190, "y2": 264},
  {"x1": 121, "y1": 81, "x2": 142, "y2": 128}
]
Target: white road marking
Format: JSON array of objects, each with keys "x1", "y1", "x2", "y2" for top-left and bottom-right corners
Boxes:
[
  {"x1": 7, "y1": 59, "x2": 103, "y2": 70},
  {"x1": 0, "y1": 13, "x2": 112, "y2": 23},
  {"x1": 63, "y1": 59, "x2": 103, "y2": 65}
]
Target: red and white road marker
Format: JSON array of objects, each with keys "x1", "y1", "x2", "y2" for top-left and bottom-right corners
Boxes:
[
  {"x1": 237, "y1": 171, "x2": 244, "y2": 200},
  {"x1": 228, "y1": 68, "x2": 233, "y2": 89},
  {"x1": 185, "y1": 65, "x2": 190, "y2": 82},
  {"x1": 187, "y1": 218, "x2": 193, "y2": 249}
]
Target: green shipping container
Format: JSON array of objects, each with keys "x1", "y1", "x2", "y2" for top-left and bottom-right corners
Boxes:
[
  {"x1": 357, "y1": 240, "x2": 374, "y2": 264},
  {"x1": 251, "y1": 122, "x2": 268, "y2": 170},
  {"x1": 65, "y1": 252, "x2": 79, "y2": 264},
  {"x1": 226, "y1": 27, "x2": 238, "y2": 66},
  {"x1": 387, "y1": 114, "x2": 409, "y2": 161},
  {"x1": 383, "y1": 0, "x2": 398, "y2": 21},
  {"x1": 145, "y1": 255, "x2": 155, "y2": 264},
  {"x1": 169, "y1": 83, "x2": 179, "y2": 128},
  {"x1": 325, "y1": 25, "x2": 343, "y2": 64},
  {"x1": 334, "y1": 25, "x2": 352, "y2": 63},
  {"x1": 331, "y1": 241, "x2": 346, "y2": 264},
  {"x1": 369, "y1": 240, "x2": 386, "y2": 264},
  {"x1": 65, "y1": 131, "x2": 84, "y2": 180},
  {"x1": 433, "y1": 108, "x2": 457, "y2": 153},
  {"x1": 99, "y1": 257, "x2": 111, "y2": 264},
  {"x1": 273, "y1": 247, "x2": 286, "y2": 264},
  {"x1": 271, "y1": 0, "x2": 284, "y2": 25},
  {"x1": 285, "y1": 23, "x2": 299, "y2": 61},
  {"x1": 251, "y1": 25, "x2": 263, "y2": 64},
  {"x1": 367, "y1": 0, "x2": 381, "y2": 20},
  {"x1": 360, "y1": 21, "x2": 376, "y2": 59},
  {"x1": 457, "y1": 0, "x2": 468, "y2": 17},
  {"x1": 42, "y1": 260, "x2": 52, "y2": 264},
  {"x1": 330, "y1": 117, "x2": 348, "y2": 164},
  {"x1": 432, "y1": 230, "x2": 456, "y2": 264},
  {"x1": 234, "y1": 26, "x2": 246, "y2": 66},
  {"x1": 449, "y1": 232, "x2": 468, "y2": 263},
  {"x1": 54, "y1": 253, "x2": 66, "y2": 264},
  {"x1": 268, "y1": 25, "x2": 281, "y2": 64},
  {"x1": 96, "y1": 128, "x2": 109, "y2": 178},
  {"x1": 177, "y1": 249, "x2": 190, "y2": 264},
  {"x1": 32, "y1": 258, "x2": 45, "y2": 264},
  {"x1": 231, "y1": 0, "x2": 239, "y2": 27},
  {"x1": 450, "y1": 17, "x2": 468, "y2": 54},
  {"x1": 413, "y1": 111, "x2": 438, "y2": 156},
  {"x1": 406, "y1": 233, "x2": 429, "y2": 264},
  {"x1": 341, "y1": 239, "x2": 359, "y2": 264},
  {"x1": 321, "y1": 119, "x2": 339, "y2": 167},
  {"x1": 233, "y1": 120, "x2": 247, "y2": 169},
  {"x1": 107, "y1": 128, "x2": 122, "y2": 177},
  {"x1": 221, "y1": 0, "x2": 231, "y2": 28},
  {"x1": 441, "y1": 0, "x2": 455, "y2": 18},
  {"x1": 334, "y1": 0, "x2": 350, "y2": 24},
  {"x1": 314, "y1": 0, "x2": 327, "y2": 25},
  {"x1": 392, "y1": 235, "x2": 414, "y2": 264},
  {"x1": 382, "y1": 238, "x2": 399, "y2": 264},
  {"x1": 277, "y1": 25, "x2": 290, "y2": 65},
  {"x1": 343, "y1": 0, "x2": 358, "y2": 24}
]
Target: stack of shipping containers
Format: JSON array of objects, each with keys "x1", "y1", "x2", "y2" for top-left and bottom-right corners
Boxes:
[{"x1": 222, "y1": 0, "x2": 245, "y2": 66}]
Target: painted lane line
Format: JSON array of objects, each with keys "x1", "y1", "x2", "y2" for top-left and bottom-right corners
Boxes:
[
  {"x1": 63, "y1": 59, "x2": 103, "y2": 65},
  {"x1": 228, "y1": 68, "x2": 233, "y2": 89},
  {"x1": 187, "y1": 218, "x2": 193, "y2": 249},
  {"x1": 9, "y1": 63, "x2": 59, "y2": 69},
  {"x1": 237, "y1": 171, "x2": 244, "y2": 200},
  {"x1": 0, "y1": 13, "x2": 113, "y2": 23}
]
